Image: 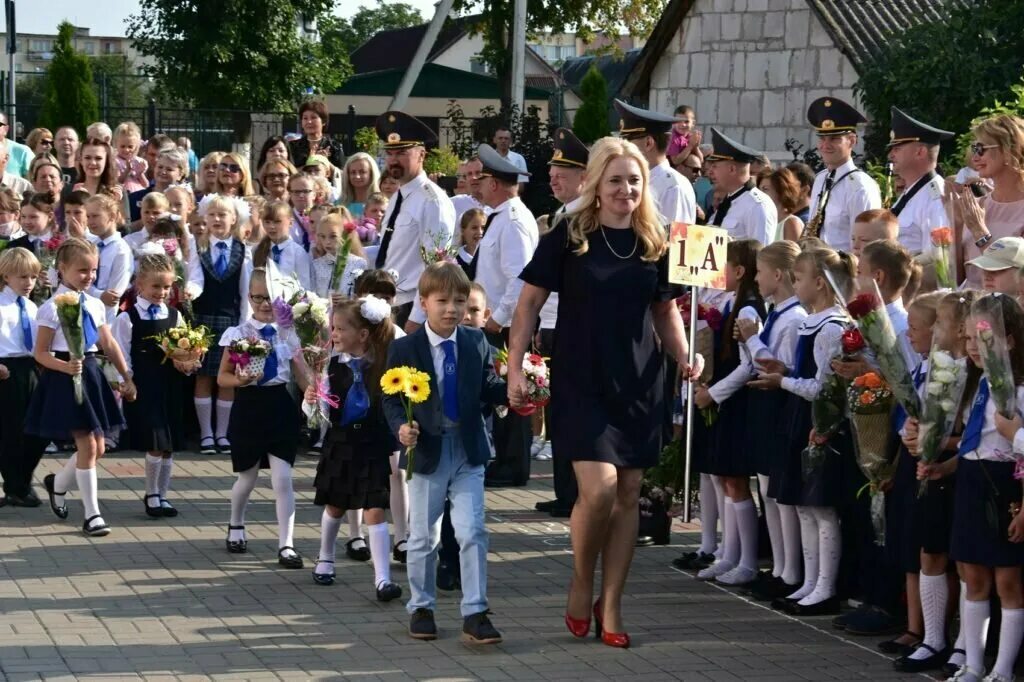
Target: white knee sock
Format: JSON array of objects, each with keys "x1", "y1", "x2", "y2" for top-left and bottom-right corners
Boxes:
[
  {"x1": 698, "y1": 473, "x2": 719, "y2": 555},
  {"x1": 712, "y1": 475, "x2": 725, "y2": 558},
  {"x1": 346, "y1": 508, "x2": 364, "y2": 541},
  {"x1": 949, "y1": 580, "x2": 967, "y2": 667},
  {"x1": 910, "y1": 573, "x2": 949, "y2": 660},
  {"x1": 734, "y1": 498, "x2": 759, "y2": 572},
  {"x1": 269, "y1": 456, "x2": 295, "y2": 550},
  {"x1": 215, "y1": 400, "x2": 233, "y2": 440},
  {"x1": 390, "y1": 453, "x2": 408, "y2": 542},
  {"x1": 759, "y1": 475, "x2": 784, "y2": 577},
  {"x1": 157, "y1": 457, "x2": 173, "y2": 499},
  {"x1": 317, "y1": 510, "x2": 342, "y2": 573},
  {"x1": 76, "y1": 467, "x2": 101, "y2": 520},
  {"x1": 229, "y1": 464, "x2": 259, "y2": 540},
  {"x1": 53, "y1": 453, "x2": 79, "y2": 503},
  {"x1": 368, "y1": 522, "x2": 391, "y2": 588},
  {"x1": 721, "y1": 497, "x2": 739, "y2": 567},
  {"x1": 144, "y1": 454, "x2": 162, "y2": 503},
  {"x1": 779, "y1": 503, "x2": 802, "y2": 586},
  {"x1": 790, "y1": 506, "x2": 818, "y2": 600},
  {"x1": 194, "y1": 397, "x2": 213, "y2": 440},
  {"x1": 962, "y1": 598, "x2": 990, "y2": 675},
  {"x1": 993, "y1": 608, "x2": 1024, "y2": 678},
  {"x1": 800, "y1": 506, "x2": 840, "y2": 606}
]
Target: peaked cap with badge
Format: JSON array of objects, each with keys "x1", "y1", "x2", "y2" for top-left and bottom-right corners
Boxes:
[
  {"x1": 613, "y1": 99, "x2": 679, "y2": 139},
  {"x1": 807, "y1": 96, "x2": 867, "y2": 136},
  {"x1": 549, "y1": 127, "x2": 589, "y2": 168},
  {"x1": 888, "y1": 106, "x2": 955, "y2": 148},
  {"x1": 706, "y1": 127, "x2": 761, "y2": 164},
  {"x1": 478, "y1": 143, "x2": 530, "y2": 184},
  {"x1": 375, "y1": 110, "x2": 438, "y2": 150}
]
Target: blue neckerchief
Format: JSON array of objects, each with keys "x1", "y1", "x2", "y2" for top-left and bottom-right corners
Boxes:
[
  {"x1": 958, "y1": 379, "x2": 990, "y2": 457},
  {"x1": 339, "y1": 357, "x2": 370, "y2": 426},
  {"x1": 257, "y1": 325, "x2": 278, "y2": 385}
]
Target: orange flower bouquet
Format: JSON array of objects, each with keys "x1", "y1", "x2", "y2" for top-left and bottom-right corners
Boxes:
[
  {"x1": 848, "y1": 372, "x2": 897, "y2": 544},
  {"x1": 931, "y1": 227, "x2": 954, "y2": 289}
]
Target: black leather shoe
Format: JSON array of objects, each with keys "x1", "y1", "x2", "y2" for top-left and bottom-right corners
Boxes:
[
  {"x1": 226, "y1": 525, "x2": 247, "y2": 553},
  {"x1": 346, "y1": 537, "x2": 370, "y2": 561},
  {"x1": 409, "y1": 608, "x2": 438, "y2": 640},
  {"x1": 893, "y1": 643, "x2": 947, "y2": 672},
  {"x1": 312, "y1": 559, "x2": 335, "y2": 586},
  {"x1": 462, "y1": 610, "x2": 502, "y2": 644},
  {"x1": 159, "y1": 499, "x2": 179, "y2": 518},
  {"x1": 672, "y1": 551, "x2": 714, "y2": 570},
  {"x1": 376, "y1": 581, "x2": 402, "y2": 602},
  {"x1": 844, "y1": 605, "x2": 900, "y2": 636},
  {"x1": 484, "y1": 477, "x2": 515, "y2": 488},
  {"x1": 82, "y1": 514, "x2": 111, "y2": 537},
  {"x1": 278, "y1": 547, "x2": 304, "y2": 569},
  {"x1": 43, "y1": 474, "x2": 68, "y2": 520},
  {"x1": 878, "y1": 630, "x2": 922, "y2": 655},
  {"x1": 392, "y1": 539, "x2": 407, "y2": 564},
  {"x1": 941, "y1": 649, "x2": 965, "y2": 677},
  {"x1": 771, "y1": 596, "x2": 801, "y2": 613},
  {"x1": 144, "y1": 494, "x2": 164, "y2": 518},
  {"x1": 636, "y1": 535, "x2": 655, "y2": 547},
  {"x1": 793, "y1": 596, "x2": 841, "y2": 617},
  {"x1": 535, "y1": 500, "x2": 557, "y2": 512},
  {"x1": 437, "y1": 562, "x2": 461, "y2": 592},
  {"x1": 7, "y1": 491, "x2": 41, "y2": 507}
]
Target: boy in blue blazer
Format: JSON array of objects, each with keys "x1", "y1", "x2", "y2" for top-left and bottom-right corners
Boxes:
[{"x1": 384, "y1": 262, "x2": 507, "y2": 644}]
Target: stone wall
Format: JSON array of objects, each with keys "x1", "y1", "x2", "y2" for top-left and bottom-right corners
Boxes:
[{"x1": 646, "y1": 0, "x2": 864, "y2": 159}]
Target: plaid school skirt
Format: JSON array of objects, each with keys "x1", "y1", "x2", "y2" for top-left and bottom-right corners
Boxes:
[{"x1": 194, "y1": 313, "x2": 239, "y2": 377}]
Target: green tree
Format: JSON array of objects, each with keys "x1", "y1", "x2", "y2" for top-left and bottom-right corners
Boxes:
[
  {"x1": 91, "y1": 56, "x2": 151, "y2": 110},
  {"x1": 854, "y1": 0, "x2": 1024, "y2": 159},
  {"x1": 572, "y1": 65, "x2": 609, "y2": 143},
  {"x1": 126, "y1": 0, "x2": 352, "y2": 142},
  {"x1": 39, "y1": 22, "x2": 100, "y2": 134},
  {"x1": 334, "y1": 1, "x2": 424, "y2": 55}
]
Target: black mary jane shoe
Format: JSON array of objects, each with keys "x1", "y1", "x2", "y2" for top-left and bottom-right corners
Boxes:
[
  {"x1": 771, "y1": 596, "x2": 801, "y2": 613},
  {"x1": 216, "y1": 438, "x2": 232, "y2": 454},
  {"x1": 893, "y1": 643, "x2": 948, "y2": 672},
  {"x1": 199, "y1": 437, "x2": 217, "y2": 455},
  {"x1": 376, "y1": 581, "x2": 403, "y2": 602},
  {"x1": 312, "y1": 559, "x2": 335, "y2": 586},
  {"x1": 793, "y1": 596, "x2": 841, "y2": 617},
  {"x1": 878, "y1": 631, "x2": 922, "y2": 655},
  {"x1": 278, "y1": 547, "x2": 304, "y2": 569},
  {"x1": 82, "y1": 514, "x2": 111, "y2": 537},
  {"x1": 43, "y1": 474, "x2": 69, "y2": 520},
  {"x1": 144, "y1": 494, "x2": 164, "y2": 518},
  {"x1": 159, "y1": 499, "x2": 179, "y2": 518},
  {"x1": 392, "y1": 539, "x2": 408, "y2": 564},
  {"x1": 941, "y1": 649, "x2": 966, "y2": 677},
  {"x1": 672, "y1": 551, "x2": 714, "y2": 570},
  {"x1": 346, "y1": 537, "x2": 371, "y2": 562},
  {"x1": 226, "y1": 525, "x2": 247, "y2": 553}
]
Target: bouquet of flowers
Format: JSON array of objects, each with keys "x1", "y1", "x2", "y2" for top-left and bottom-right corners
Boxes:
[
  {"x1": 493, "y1": 348, "x2": 550, "y2": 416},
  {"x1": 802, "y1": 361, "x2": 848, "y2": 480},
  {"x1": 148, "y1": 322, "x2": 213, "y2": 366},
  {"x1": 227, "y1": 336, "x2": 273, "y2": 381},
  {"x1": 931, "y1": 227, "x2": 955, "y2": 290},
  {"x1": 32, "y1": 234, "x2": 64, "y2": 305},
  {"x1": 848, "y1": 372, "x2": 897, "y2": 544},
  {"x1": 972, "y1": 295, "x2": 1017, "y2": 418},
  {"x1": 352, "y1": 216, "x2": 378, "y2": 245},
  {"x1": 917, "y1": 346, "x2": 968, "y2": 495},
  {"x1": 158, "y1": 238, "x2": 194, "y2": 322},
  {"x1": 273, "y1": 288, "x2": 332, "y2": 428},
  {"x1": 329, "y1": 222, "x2": 358, "y2": 292},
  {"x1": 419, "y1": 232, "x2": 458, "y2": 265},
  {"x1": 381, "y1": 366, "x2": 432, "y2": 480},
  {"x1": 847, "y1": 281, "x2": 920, "y2": 419},
  {"x1": 53, "y1": 291, "x2": 87, "y2": 404}
]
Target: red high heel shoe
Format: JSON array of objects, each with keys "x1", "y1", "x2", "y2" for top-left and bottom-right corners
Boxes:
[
  {"x1": 565, "y1": 583, "x2": 591, "y2": 638},
  {"x1": 592, "y1": 599, "x2": 631, "y2": 649}
]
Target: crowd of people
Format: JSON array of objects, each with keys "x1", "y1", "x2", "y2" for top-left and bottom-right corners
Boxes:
[{"x1": 2, "y1": 91, "x2": 1024, "y2": 677}]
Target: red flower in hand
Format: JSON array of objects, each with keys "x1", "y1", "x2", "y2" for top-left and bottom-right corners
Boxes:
[
  {"x1": 703, "y1": 307, "x2": 723, "y2": 332},
  {"x1": 841, "y1": 328, "x2": 865, "y2": 355},
  {"x1": 342, "y1": 220, "x2": 357, "y2": 234},
  {"x1": 847, "y1": 292, "x2": 881, "y2": 319}
]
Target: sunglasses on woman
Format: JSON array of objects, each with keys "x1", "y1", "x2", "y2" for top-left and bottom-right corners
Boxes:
[
  {"x1": 219, "y1": 163, "x2": 243, "y2": 173},
  {"x1": 971, "y1": 142, "x2": 999, "y2": 156}
]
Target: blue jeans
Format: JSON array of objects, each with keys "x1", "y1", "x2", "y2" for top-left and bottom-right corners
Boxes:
[{"x1": 406, "y1": 432, "x2": 488, "y2": 617}]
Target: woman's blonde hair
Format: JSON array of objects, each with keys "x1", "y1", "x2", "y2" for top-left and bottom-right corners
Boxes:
[
  {"x1": 566, "y1": 137, "x2": 666, "y2": 262},
  {"x1": 973, "y1": 114, "x2": 1024, "y2": 176},
  {"x1": 196, "y1": 151, "x2": 225, "y2": 193},
  {"x1": 340, "y1": 152, "x2": 381, "y2": 205},
  {"x1": 26, "y1": 127, "x2": 53, "y2": 152},
  {"x1": 215, "y1": 151, "x2": 255, "y2": 196}
]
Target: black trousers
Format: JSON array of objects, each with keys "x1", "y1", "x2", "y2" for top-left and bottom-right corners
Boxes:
[
  {"x1": 538, "y1": 329, "x2": 576, "y2": 506},
  {"x1": 485, "y1": 328, "x2": 530, "y2": 485},
  {"x1": 0, "y1": 357, "x2": 47, "y2": 498}
]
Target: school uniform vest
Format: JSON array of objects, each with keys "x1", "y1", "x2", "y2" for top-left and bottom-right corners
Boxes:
[{"x1": 194, "y1": 241, "x2": 245, "y2": 318}]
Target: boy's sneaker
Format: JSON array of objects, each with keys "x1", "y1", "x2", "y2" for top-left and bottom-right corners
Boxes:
[
  {"x1": 462, "y1": 611, "x2": 502, "y2": 644},
  {"x1": 408, "y1": 608, "x2": 437, "y2": 640},
  {"x1": 533, "y1": 443, "x2": 552, "y2": 461},
  {"x1": 530, "y1": 436, "x2": 545, "y2": 456},
  {"x1": 44, "y1": 442, "x2": 58, "y2": 454}
]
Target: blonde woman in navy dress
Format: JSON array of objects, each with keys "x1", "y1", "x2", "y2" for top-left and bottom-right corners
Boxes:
[{"x1": 27, "y1": 238, "x2": 136, "y2": 536}]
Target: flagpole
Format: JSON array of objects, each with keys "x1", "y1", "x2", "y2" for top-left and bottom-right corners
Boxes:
[{"x1": 683, "y1": 284, "x2": 699, "y2": 523}]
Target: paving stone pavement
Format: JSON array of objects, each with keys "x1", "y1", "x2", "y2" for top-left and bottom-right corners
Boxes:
[{"x1": 0, "y1": 450, "x2": 935, "y2": 681}]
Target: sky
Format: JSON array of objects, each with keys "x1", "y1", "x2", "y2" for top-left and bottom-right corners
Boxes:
[{"x1": 2, "y1": 0, "x2": 441, "y2": 37}]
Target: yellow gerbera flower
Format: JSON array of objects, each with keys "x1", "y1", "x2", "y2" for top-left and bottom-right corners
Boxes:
[
  {"x1": 404, "y1": 373, "x2": 431, "y2": 403},
  {"x1": 381, "y1": 367, "x2": 410, "y2": 395}
]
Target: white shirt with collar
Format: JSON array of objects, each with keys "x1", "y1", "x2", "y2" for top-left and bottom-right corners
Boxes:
[
  {"x1": 810, "y1": 158, "x2": 882, "y2": 252},
  {"x1": 894, "y1": 172, "x2": 948, "y2": 254},
  {"x1": 205, "y1": 236, "x2": 254, "y2": 322},
  {"x1": 88, "y1": 231, "x2": 134, "y2": 323},
  {"x1": 500, "y1": 149, "x2": 529, "y2": 184},
  {"x1": 968, "y1": 385, "x2": 1024, "y2": 462},
  {"x1": 779, "y1": 305, "x2": 848, "y2": 401},
  {"x1": 451, "y1": 194, "x2": 491, "y2": 224},
  {"x1": 267, "y1": 238, "x2": 313, "y2": 290},
  {"x1": 111, "y1": 297, "x2": 185, "y2": 372},
  {"x1": 125, "y1": 228, "x2": 205, "y2": 299},
  {"x1": 475, "y1": 196, "x2": 539, "y2": 328},
  {"x1": 425, "y1": 321, "x2": 457, "y2": 412},
  {"x1": 311, "y1": 252, "x2": 367, "y2": 299},
  {"x1": 1, "y1": 172, "x2": 31, "y2": 197},
  {"x1": 37, "y1": 285, "x2": 108, "y2": 353},
  {"x1": 743, "y1": 295, "x2": 807, "y2": 370},
  {"x1": 715, "y1": 184, "x2": 777, "y2": 245},
  {"x1": 218, "y1": 319, "x2": 298, "y2": 387},
  {"x1": 649, "y1": 159, "x2": 697, "y2": 225},
  {"x1": 885, "y1": 298, "x2": 920, "y2": 373},
  {"x1": 378, "y1": 171, "x2": 456, "y2": 306},
  {"x1": 0, "y1": 286, "x2": 38, "y2": 358},
  {"x1": 707, "y1": 300, "x2": 764, "y2": 404}
]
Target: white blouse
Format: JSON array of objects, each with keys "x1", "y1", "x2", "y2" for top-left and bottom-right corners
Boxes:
[
  {"x1": 0, "y1": 286, "x2": 38, "y2": 358},
  {"x1": 779, "y1": 306, "x2": 848, "y2": 402},
  {"x1": 36, "y1": 285, "x2": 108, "y2": 353},
  {"x1": 218, "y1": 319, "x2": 299, "y2": 387}
]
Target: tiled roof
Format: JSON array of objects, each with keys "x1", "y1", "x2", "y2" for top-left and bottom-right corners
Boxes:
[
  {"x1": 559, "y1": 48, "x2": 644, "y2": 97},
  {"x1": 348, "y1": 14, "x2": 484, "y2": 75}
]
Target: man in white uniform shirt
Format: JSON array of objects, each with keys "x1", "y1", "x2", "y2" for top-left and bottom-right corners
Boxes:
[
  {"x1": 887, "y1": 107, "x2": 953, "y2": 254},
  {"x1": 493, "y1": 127, "x2": 529, "y2": 187},
  {"x1": 374, "y1": 110, "x2": 456, "y2": 329},
  {"x1": 705, "y1": 127, "x2": 776, "y2": 244},
  {"x1": 805, "y1": 97, "x2": 881, "y2": 250},
  {"x1": 450, "y1": 157, "x2": 491, "y2": 224},
  {"x1": 613, "y1": 99, "x2": 697, "y2": 225}
]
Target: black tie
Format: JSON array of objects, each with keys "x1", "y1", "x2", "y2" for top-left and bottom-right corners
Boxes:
[
  {"x1": 484, "y1": 211, "x2": 499, "y2": 231},
  {"x1": 818, "y1": 169, "x2": 837, "y2": 219},
  {"x1": 468, "y1": 212, "x2": 499, "y2": 278},
  {"x1": 375, "y1": 189, "x2": 404, "y2": 268}
]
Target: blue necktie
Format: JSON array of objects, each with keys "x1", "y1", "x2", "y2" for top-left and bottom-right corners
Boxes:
[
  {"x1": 759, "y1": 301, "x2": 799, "y2": 344},
  {"x1": 80, "y1": 292, "x2": 99, "y2": 349},
  {"x1": 959, "y1": 379, "x2": 990, "y2": 456},
  {"x1": 792, "y1": 333, "x2": 813, "y2": 377},
  {"x1": 16, "y1": 296, "x2": 32, "y2": 351},
  {"x1": 146, "y1": 303, "x2": 160, "y2": 320},
  {"x1": 340, "y1": 357, "x2": 370, "y2": 426},
  {"x1": 96, "y1": 241, "x2": 107, "y2": 283},
  {"x1": 271, "y1": 244, "x2": 283, "y2": 264},
  {"x1": 214, "y1": 242, "x2": 229, "y2": 278},
  {"x1": 894, "y1": 364, "x2": 927, "y2": 433},
  {"x1": 441, "y1": 339, "x2": 459, "y2": 422},
  {"x1": 257, "y1": 325, "x2": 277, "y2": 386}
]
